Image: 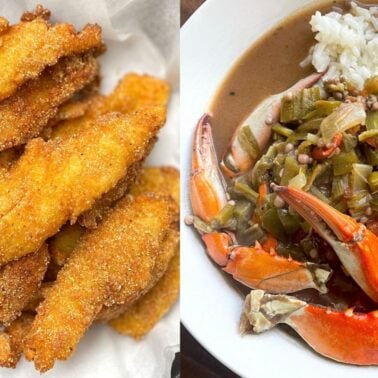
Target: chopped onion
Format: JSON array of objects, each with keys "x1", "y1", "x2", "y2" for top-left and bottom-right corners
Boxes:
[{"x1": 320, "y1": 103, "x2": 366, "y2": 143}]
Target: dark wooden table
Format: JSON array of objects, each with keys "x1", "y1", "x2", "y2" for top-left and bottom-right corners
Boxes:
[{"x1": 180, "y1": 1, "x2": 241, "y2": 377}]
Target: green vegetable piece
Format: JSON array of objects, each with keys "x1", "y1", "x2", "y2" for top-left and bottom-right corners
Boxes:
[
  {"x1": 347, "y1": 191, "x2": 371, "y2": 218},
  {"x1": 331, "y1": 176, "x2": 348, "y2": 202},
  {"x1": 341, "y1": 132, "x2": 357, "y2": 152},
  {"x1": 288, "y1": 167, "x2": 307, "y2": 189},
  {"x1": 277, "y1": 208, "x2": 301, "y2": 234},
  {"x1": 280, "y1": 87, "x2": 321, "y2": 123},
  {"x1": 297, "y1": 117, "x2": 323, "y2": 133},
  {"x1": 315, "y1": 100, "x2": 342, "y2": 115},
  {"x1": 211, "y1": 203, "x2": 235, "y2": 229},
  {"x1": 193, "y1": 216, "x2": 213, "y2": 234},
  {"x1": 332, "y1": 199, "x2": 348, "y2": 213},
  {"x1": 366, "y1": 111, "x2": 378, "y2": 130},
  {"x1": 260, "y1": 207, "x2": 286, "y2": 241},
  {"x1": 359, "y1": 129, "x2": 378, "y2": 143},
  {"x1": 368, "y1": 172, "x2": 378, "y2": 192},
  {"x1": 304, "y1": 163, "x2": 327, "y2": 191},
  {"x1": 272, "y1": 123, "x2": 294, "y2": 138},
  {"x1": 370, "y1": 193, "x2": 378, "y2": 212},
  {"x1": 233, "y1": 181, "x2": 259, "y2": 203},
  {"x1": 309, "y1": 186, "x2": 330, "y2": 203},
  {"x1": 238, "y1": 223, "x2": 266, "y2": 246},
  {"x1": 350, "y1": 164, "x2": 372, "y2": 192},
  {"x1": 364, "y1": 145, "x2": 378, "y2": 166},
  {"x1": 332, "y1": 150, "x2": 358, "y2": 176},
  {"x1": 233, "y1": 201, "x2": 253, "y2": 222},
  {"x1": 281, "y1": 156, "x2": 300, "y2": 186},
  {"x1": 238, "y1": 126, "x2": 260, "y2": 160}
]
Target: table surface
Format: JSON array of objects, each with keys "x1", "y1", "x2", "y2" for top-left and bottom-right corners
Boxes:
[{"x1": 180, "y1": 1, "x2": 240, "y2": 377}]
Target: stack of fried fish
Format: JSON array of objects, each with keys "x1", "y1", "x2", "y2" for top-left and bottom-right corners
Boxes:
[{"x1": 0, "y1": 5, "x2": 179, "y2": 372}]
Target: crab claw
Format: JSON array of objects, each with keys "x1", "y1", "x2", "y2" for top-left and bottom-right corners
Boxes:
[
  {"x1": 242, "y1": 290, "x2": 378, "y2": 365},
  {"x1": 221, "y1": 72, "x2": 323, "y2": 177},
  {"x1": 202, "y1": 233, "x2": 331, "y2": 293},
  {"x1": 273, "y1": 184, "x2": 378, "y2": 302},
  {"x1": 190, "y1": 114, "x2": 228, "y2": 222}
]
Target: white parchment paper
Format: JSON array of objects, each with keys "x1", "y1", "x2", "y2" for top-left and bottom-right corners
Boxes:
[{"x1": 0, "y1": 0, "x2": 179, "y2": 377}]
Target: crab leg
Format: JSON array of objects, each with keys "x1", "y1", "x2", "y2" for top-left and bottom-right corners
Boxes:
[
  {"x1": 190, "y1": 119, "x2": 331, "y2": 293},
  {"x1": 273, "y1": 184, "x2": 378, "y2": 302},
  {"x1": 242, "y1": 289, "x2": 378, "y2": 365},
  {"x1": 203, "y1": 233, "x2": 331, "y2": 293},
  {"x1": 221, "y1": 72, "x2": 323, "y2": 177},
  {"x1": 190, "y1": 114, "x2": 228, "y2": 222}
]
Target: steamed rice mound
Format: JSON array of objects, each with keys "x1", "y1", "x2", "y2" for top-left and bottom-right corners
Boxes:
[{"x1": 305, "y1": 2, "x2": 378, "y2": 90}]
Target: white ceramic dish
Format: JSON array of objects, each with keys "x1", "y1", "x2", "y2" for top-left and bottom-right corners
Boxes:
[{"x1": 180, "y1": 1, "x2": 378, "y2": 376}]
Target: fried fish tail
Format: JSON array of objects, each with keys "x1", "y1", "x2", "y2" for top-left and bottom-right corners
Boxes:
[
  {"x1": 0, "y1": 107, "x2": 166, "y2": 265},
  {"x1": 0, "y1": 54, "x2": 100, "y2": 150},
  {"x1": 24, "y1": 194, "x2": 177, "y2": 372},
  {"x1": 0, "y1": 314, "x2": 34, "y2": 368},
  {"x1": 0, "y1": 245, "x2": 49, "y2": 325},
  {"x1": 109, "y1": 252, "x2": 180, "y2": 339}
]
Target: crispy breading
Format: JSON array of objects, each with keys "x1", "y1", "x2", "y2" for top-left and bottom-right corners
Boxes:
[
  {"x1": 0, "y1": 54, "x2": 99, "y2": 151},
  {"x1": 0, "y1": 148, "x2": 22, "y2": 178},
  {"x1": 0, "y1": 314, "x2": 34, "y2": 368},
  {"x1": 24, "y1": 194, "x2": 178, "y2": 372},
  {"x1": 0, "y1": 107, "x2": 166, "y2": 265},
  {"x1": 130, "y1": 167, "x2": 179, "y2": 204},
  {"x1": 77, "y1": 75, "x2": 170, "y2": 228},
  {"x1": 98, "y1": 73, "x2": 171, "y2": 114},
  {"x1": 52, "y1": 93, "x2": 101, "y2": 123},
  {"x1": 23, "y1": 283, "x2": 53, "y2": 314},
  {"x1": 0, "y1": 8, "x2": 104, "y2": 102},
  {"x1": 109, "y1": 252, "x2": 179, "y2": 339},
  {"x1": 51, "y1": 73, "x2": 170, "y2": 139},
  {"x1": 78, "y1": 160, "x2": 144, "y2": 228},
  {"x1": 48, "y1": 166, "x2": 179, "y2": 275},
  {"x1": 98, "y1": 166, "x2": 180, "y2": 321},
  {"x1": 97, "y1": 226, "x2": 179, "y2": 321},
  {"x1": 49, "y1": 224, "x2": 85, "y2": 268},
  {"x1": 0, "y1": 245, "x2": 49, "y2": 325}
]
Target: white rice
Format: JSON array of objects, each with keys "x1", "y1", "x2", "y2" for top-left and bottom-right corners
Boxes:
[{"x1": 303, "y1": 2, "x2": 378, "y2": 90}]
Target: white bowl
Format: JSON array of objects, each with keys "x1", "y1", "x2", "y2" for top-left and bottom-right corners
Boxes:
[{"x1": 180, "y1": 1, "x2": 378, "y2": 376}]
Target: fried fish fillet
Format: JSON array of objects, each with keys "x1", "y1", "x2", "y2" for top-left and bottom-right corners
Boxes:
[
  {"x1": 0, "y1": 107, "x2": 166, "y2": 265},
  {"x1": 0, "y1": 314, "x2": 33, "y2": 368},
  {"x1": 51, "y1": 73, "x2": 170, "y2": 140},
  {"x1": 98, "y1": 167, "x2": 179, "y2": 321},
  {"x1": 96, "y1": 225, "x2": 179, "y2": 321},
  {"x1": 24, "y1": 194, "x2": 178, "y2": 372},
  {"x1": 0, "y1": 54, "x2": 99, "y2": 151},
  {"x1": 48, "y1": 167, "x2": 179, "y2": 273},
  {"x1": 0, "y1": 7, "x2": 104, "y2": 102},
  {"x1": 109, "y1": 251, "x2": 179, "y2": 339},
  {"x1": 0, "y1": 245, "x2": 49, "y2": 325},
  {"x1": 49, "y1": 74, "x2": 170, "y2": 228}
]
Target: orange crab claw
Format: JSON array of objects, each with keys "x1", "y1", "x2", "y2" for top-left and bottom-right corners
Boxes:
[
  {"x1": 273, "y1": 184, "x2": 378, "y2": 302},
  {"x1": 221, "y1": 72, "x2": 323, "y2": 178},
  {"x1": 190, "y1": 114, "x2": 227, "y2": 222},
  {"x1": 242, "y1": 290, "x2": 378, "y2": 365},
  {"x1": 202, "y1": 233, "x2": 331, "y2": 293}
]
